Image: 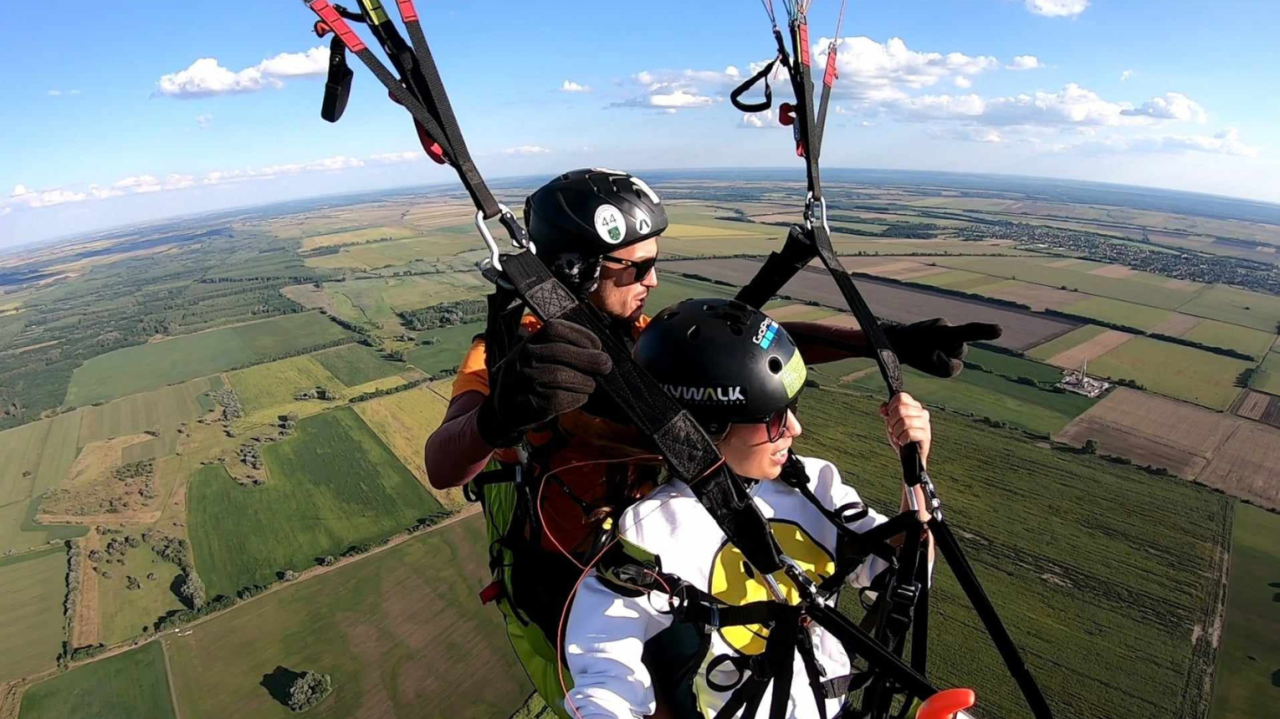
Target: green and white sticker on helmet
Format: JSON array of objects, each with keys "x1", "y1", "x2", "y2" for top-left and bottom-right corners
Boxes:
[
  {"x1": 779, "y1": 349, "x2": 807, "y2": 398},
  {"x1": 594, "y1": 204, "x2": 627, "y2": 244}
]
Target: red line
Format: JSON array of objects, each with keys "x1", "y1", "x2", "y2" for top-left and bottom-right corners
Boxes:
[
  {"x1": 799, "y1": 22, "x2": 811, "y2": 67},
  {"x1": 824, "y1": 48, "x2": 838, "y2": 88},
  {"x1": 396, "y1": 0, "x2": 419, "y2": 23}
]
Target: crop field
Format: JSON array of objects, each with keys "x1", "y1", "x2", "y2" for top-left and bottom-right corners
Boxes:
[
  {"x1": 78, "y1": 375, "x2": 223, "y2": 451},
  {"x1": 1061, "y1": 296, "x2": 1173, "y2": 331},
  {"x1": 352, "y1": 380, "x2": 463, "y2": 509},
  {"x1": 915, "y1": 269, "x2": 1006, "y2": 292},
  {"x1": 1196, "y1": 422, "x2": 1280, "y2": 510},
  {"x1": 0, "y1": 547, "x2": 67, "y2": 685},
  {"x1": 847, "y1": 360, "x2": 1095, "y2": 436},
  {"x1": 325, "y1": 273, "x2": 488, "y2": 329},
  {"x1": 1177, "y1": 285, "x2": 1280, "y2": 332},
  {"x1": 965, "y1": 346, "x2": 1068, "y2": 383},
  {"x1": 311, "y1": 343, "x2": 404, "y2": 386},
  {"x1": 66, "y1": 313, "x2": 351, "y2": 406},
  {"x1": 19, "y1": 641, "x2": 176, "y2": 719},
  {"x1": 980, "y1": 279, "x2": 1083, "y2": 311},
  {"x1": 188, "y1": 408, "x2": 442, "y2": 597},
  {"x1": 926, "y1": 256, "x2": 1205, "y2": 309},
  {"x1": 1054, "y1": 388, "x2": 1240, "y2": 478},
  {"x1": 1209, "y1": 504, "x2": 1280, "y2": 719},
  {"x1": 1248, "y1": 351, "x2": 1280, "y2": 394},
  {"x1": 304, "y1": 235, "x2": 484, "y2": 270},
  {"x1": 1026, "y1": 325, "x2": 1107, "y2": 362},
  {"x1": 796, "y1": 387, "x2": 1232, "y2": 719},
  {"x1": 1180, "y1": 320, "x2": 1277, "y2": 359},
  {"x1": 406, "y1": 321, "x2": 486, "y2": 376},
  {"x1": 167, "y1": 515, "x2": 532, "y2": 719},
  {"x1": 1041, "y1": 328, "x2": 1137, "y2": 370},
  {"x1": 97, "y1": 545, "x2": 185, "y2": 645},
  {"x1": 1087, "y1": 336, "x2": 1253, "y2": 410},
  {"x1": 0, "y1": 412, "x2": 89, "y2": 553},
  {"x1": 1231, "y1": 389, "x2": 1280, "y2": 429},
  {"x1": 228, "y1": 356, "x2": 344, "y2": 419},
  {"x1": 299, "y1": 225, "x2": 418, "y2": 251},
  {"x1": 665, "y1": 258, "x2": 1080, "y2": 350}
]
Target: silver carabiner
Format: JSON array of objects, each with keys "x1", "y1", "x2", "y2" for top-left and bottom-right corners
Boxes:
[
  {"x1": 803, "y1": 192, "x2": 829, "y2": 234},
  {"x1": 476, "y1": 203, "x2": 536, "y2": 275}
]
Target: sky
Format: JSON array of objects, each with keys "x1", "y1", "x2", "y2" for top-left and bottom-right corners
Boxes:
[{"x1": 4, "y1": 0, "x2": 1279, "y2": 248}]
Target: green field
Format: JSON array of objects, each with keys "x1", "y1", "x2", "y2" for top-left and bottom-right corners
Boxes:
[
  {"x1": 1250, "y1": 351, "x2": 1280, "y2": 394},
  {"x1": 1181, "y1": 320, "x2": 1277, "y2": 359},
  {"x1": 167, "y1": 516, "x2": 533, "y2": 719},
  {"x1": 66, "y1": 313, "x2": 351, "y2": 406},
  {"x1": 1209, "y1": 503, "x2": 1280, "y2": 719},
  {"x1": 19, "y1": 641, "x2": 177, "y2": 719},
  {"x1": 188, "y1": 407, "x2": 443, "y2": 596},
  {"x1": 0, "y1": 547, "x2": 68, "y2": 684},
  {"x1": 305, "y1": 235, "x2": 483, "y2": 270},
  {"x1": 0, "y1": 413, "x2": 89, "y2": 553},
  {"x1": 98, "y1": 544, "x2": 186, "y2": 645},
  {"x1": 1062, "y1": 296, "x2": 1173, "y2": 331},
  {"x1": 847, "y1": 359, "x2": 1096, "y2": 436},
  {"x1": 965, "y1": 346, "x2": 1069, "y2": 383},
  {"x1": 406, "y1": 322, "x2": 486, "y2": 376},
  {"x1": 917, "y1": 270, "x2": 1007, "y2": 292},
  {"x1": 1178, "y1": 285, "x2": 1280, "y2": 332},
  {"x1": 1088, "y1": 336, "x2": 1254, "y2": 410},
  {"x1": 647, "y1": 271, "x2": 738, "y2": 311},
  {"x1": 796, "y1": 387, "x2": 1231, "y2": 719},
  {"x1": 228, "y1": 355, "x2": 344, "y2": 418},
  {"x1": 1026, "y1": 325, "x2": 1108, "y2": 361},
  {"x1": 325, "y1": 274, "x2": 489, "y2": 328},
  {"x1": 78, "y1": 375, "x2": 224, "y2": 456},
  {"x1": 927, "y1": 256, "x2": 1204, "y2": 309},
  {"x1": 311, "y1": 343, "x2": 404, "y2": 386}
]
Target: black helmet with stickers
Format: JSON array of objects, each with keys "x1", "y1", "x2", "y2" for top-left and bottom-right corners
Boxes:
[
  {"x1": 524, "y1": 168, "x2": 668, "y2": 293},
  {"x1": 633, "y1": 298, "x2": 807, "y2": 436}
]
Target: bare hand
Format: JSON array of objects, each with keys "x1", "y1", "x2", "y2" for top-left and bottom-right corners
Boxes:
[{"x1": 879, "y1": 393, "x2": 931, "y2": 469}]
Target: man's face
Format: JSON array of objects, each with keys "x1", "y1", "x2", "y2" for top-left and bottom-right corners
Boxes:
[{"x1": 590, "y1": 238, "x2": 659, "y2": 322}]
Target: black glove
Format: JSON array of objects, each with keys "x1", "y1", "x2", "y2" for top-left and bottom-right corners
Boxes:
[
  {"x1": 475, "y1": 319, "x2": 614, "y2": 448},
  {"x1": 883, "y1": 318, "x2": 1003, "y2": 378}
]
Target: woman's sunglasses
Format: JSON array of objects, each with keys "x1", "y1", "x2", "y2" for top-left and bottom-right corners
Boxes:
[
  {"x1": 763, "y1": 397, "x2": 801, "y2": 443},
  {"x1": 600, "y1": 254, "x2": 658, "y2": 285}
]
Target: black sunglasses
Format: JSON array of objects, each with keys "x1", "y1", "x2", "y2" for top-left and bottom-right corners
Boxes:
[
  {"x1": 600, "y1": 254, "x2": 658, "y2": 284},
  {"x1": 762, "y1": 397, "x2": 801, "y2": 442}
]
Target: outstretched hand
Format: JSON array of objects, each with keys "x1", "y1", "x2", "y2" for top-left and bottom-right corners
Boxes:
[{"x1": 885, "y1": 318, "x2": 1003, "y2": 378}]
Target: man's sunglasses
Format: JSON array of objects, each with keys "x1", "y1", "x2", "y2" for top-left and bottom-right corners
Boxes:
[
  {"x1": 761, "y1": 397, "x2": 801, "y2": 443},
  {"x1": 600, "y1": 254, "x2": 658, "y2": 284}
]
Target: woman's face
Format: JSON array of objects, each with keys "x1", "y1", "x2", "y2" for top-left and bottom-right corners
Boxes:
[{"x1": 717, "y1": 409, "x2": 803, "y2": 481}]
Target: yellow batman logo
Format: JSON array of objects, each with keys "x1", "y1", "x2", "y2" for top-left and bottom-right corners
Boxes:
[{"x1": 708, "y1": 520, "x2": 835, "y2": 656}]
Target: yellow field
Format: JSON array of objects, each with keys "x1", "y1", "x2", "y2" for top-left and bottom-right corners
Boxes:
[
  {"x1": 304, "y1": 235, "x2": 483, "y2": 270},
  {"x1": 352, "y1": 379, "x2": 463, "y2": 509},
  {"x1": 300, "y1": 225, "x2": 418, "y2": 251},
  {"x1": 227, "y1": 355, "x2": 345, "y2": 423}
]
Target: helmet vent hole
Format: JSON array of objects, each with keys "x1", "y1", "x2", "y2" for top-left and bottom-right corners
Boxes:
[
  {"x1": 768, "y1": 356, "x2": 783, "y2": 374},
  {"x1": 729, "y1": 325, "x2": 743, "y2": 337},
  {"x1": 687, "y1": 325, "x2": 701, "y2": 341},
  {"x1": 665, "y1": 311, "x2": 680, "y2": 322}
]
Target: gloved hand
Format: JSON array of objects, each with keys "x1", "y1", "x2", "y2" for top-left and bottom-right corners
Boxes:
[
  {"x1": 475, "y1": 319, "x2": 614, "y2": 448},
  {"x1": 884, "y1": 318, "x2": 1003, "y2": 378}
]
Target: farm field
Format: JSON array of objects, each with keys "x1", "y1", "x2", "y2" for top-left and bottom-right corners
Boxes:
[
  {"x1": 310, "y1": 343, "x2": 403, "y2": 386},
  {"x1": 352, "y1": 379, "x2": 463, "y2": 509},
  {"x1": 77, "y1": 375, "x2": 224, "y2": 456},
  {"x1": 97, "y1": 543, "x2": 185, "y2": 645},
  {"x1": 847, "y1": 359, "x2": 1095, "y2": 436},
  {"x1": 1177, "y1": 285, "x2": 1280, "y2": 332},
  {"x1": 1196, "y1": 422, "x2": 1280, "y2": 510},
  {"x1": 1180, "y1": 320, "x2": 1276, "y2": 359},
  {"x1": 1230, "y1": 389, "x2": 1280, "y2": 428},
  {"x1": 665, "y1": 258, "x2": 1080, "y2": 351},
  {"x1": 1249, "y1": 351, "x2": 1280, "y2": 394},
  {"x1": 298, "y1": 225, "x2": 418, "y2": 251},
  {"x1": 187, "y1": 407, "x2": 442, "y2": 597},
  {"x1": 1086, "y1": 336, "x2": 1254, "y2": 410},
  {"x1": 1053, "y1": 388, "x2": 1241, "y2": 478},
  {"x1": 0, "y1": 548, "x2": 67, "y2": 685},
  {"x1": 405, "y1": 321, "x2": 486, "y2": 376},
  {"x1": 1026, "y1": 325, "x2": 1106, "y2": 362},
  {"x1": 1043, "y1": 328, "x2": 1136, "y2": 370},
  {"x1": 227, "y1": 355, "x2": 345, "y2": 421},
  {"x1": 796, "y1": 387, "x2": 1231, "y2": 719},
  {"x1": 0, "y1": 413, "x2": 89, "y2": 554},
  {"x1": 924, "y1": 256, "x2": 1206, "y2": 309},
  {"x1": 324, "y1": 273, "x2": 489, "y2": 329},
  {"x1": 66, "y1": 313, "x2": 351, "y2": 406},
  {"x1": 1208, "y1": 504, "x2": 1280, "y2": 719},
  {"x1": 1061, "y1": 296, "x2": 1172, "y2": 331},
  {"x1": 964, "y1": 346, "x2": 1068, "y2": 383},
  {"x1": 18, "y1": 641, "x2": 176, "y2": 719},
  {"x1": 166, "y1": 515, "x2": 532, "y2": 719},
  {"x1": 304, "y1": 235, "x2": 484, "y2": 270}
]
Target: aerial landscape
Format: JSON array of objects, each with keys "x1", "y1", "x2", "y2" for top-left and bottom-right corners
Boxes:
[{"x1": 3, "y1": 1, "x2": 1277, "y2": 718}]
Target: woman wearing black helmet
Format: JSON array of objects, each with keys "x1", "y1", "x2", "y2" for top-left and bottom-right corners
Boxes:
[{"x1": 562, "y1": 298, "x2": 936, "y2": 719}]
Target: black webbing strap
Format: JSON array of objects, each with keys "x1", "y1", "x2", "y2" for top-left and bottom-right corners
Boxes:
[
  {"x1": 499, "y1": 251, "x2": 785, "y2": 575},
  {"x1": 729, "y1": 57, "x2": 778, "y2": 113}
]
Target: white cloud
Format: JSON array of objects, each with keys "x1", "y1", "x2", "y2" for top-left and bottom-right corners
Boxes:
[
  {"x1": 816, "y1": 37, "x2": 998, "y2": 102},
  {"x1": 0, "y1": 207, "x2": 9, "y2": 216},
  {"x1": 368, "y1": 151, "x2": 423, "y2": 164},
  {"x1": 9, "y1": 187, "x2": 88, "y2": 208},
  {"x1": 156, "y1": 46, "x2": 328, "y2": 98},
  {"x1": 196, "y1": 114, "x2": 213, "y2": 129},
  {"x1": 888, "y1": 93, "x2": 987, "y2": 121},
  {"x1": 47, "y1": 89, "x2": 80, "y2": 97},
  {"x1": 1120, "y1": 69, "x2": 1134, "y2": 82},
  {"x1": 741, "y1": 109, "x2": 788, "y2": 129},
  {"x1": 1007, "y1": 55, "x2": 1041, "y2": 71},
  {"x1": 1081, "y1": 128, "x2": 1259, "y2": 159},
  {"x1": 1121, "y1": 92, "x2": 1207, "y2": 123},
  {"x1": 11, "y1": 185, "x2": 30, "y2": 198},
  {"x1": 954, "y1": 76, "x2": 972, "y2": 89},
  {"x1": 1025, "y1": 0, "x2": 1089, "y2": 18},
  {"x1": 501, "y1": 146, "x2": 551, "y2": 156},
  {"x1": 982, "y1": 84, "x2": 1147, "y2": 127},
  {"x1": 560, "y1": 80, "x2": 591, "y2": 93},
  {"x1": 114, "y1": 175, "x2": 164, "y2": 193},
  {"x1": 955, "y1": 127, "x2": 1004, "y2": 143}
]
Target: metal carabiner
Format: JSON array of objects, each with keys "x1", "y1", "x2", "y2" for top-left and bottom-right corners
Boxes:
[
  {"x1": 475, "y1": 203, "x2": 536, "y2": 275},
  {"x1": 803, "y1": 192, "x2": 829, "y2": 234}
]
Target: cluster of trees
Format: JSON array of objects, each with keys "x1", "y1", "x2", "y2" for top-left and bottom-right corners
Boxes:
[
  {"x1": 153, "y1": 593, "x2": 235, "y2": 632},
  {"x1": 60, "y1": 540, "x2": 83, "y2": 664},
  {"x1": 144, "y1": 531, "x2": 207, "y2": 608},
  {"x1": 348, "y1": 376, "x2": 430, "y2": 403},
  {"x1": 398, "y1": 298, "x2": 487, "y2": 331},
  {"x1": 224, "y1": 337, "x2": 357, "y2": 373},
  {"x1": 288, "y1": 671, "x2": 334, "y2": 713},
  {"x1": 877, "y1": 223, "x2": 941, "y2": 239}
]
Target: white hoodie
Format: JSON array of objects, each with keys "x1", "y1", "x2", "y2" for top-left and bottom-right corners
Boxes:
[{"x1": 564, "y1": 455, "x2": 910, "y2": 719}]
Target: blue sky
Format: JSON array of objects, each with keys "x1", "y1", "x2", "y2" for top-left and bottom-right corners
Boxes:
[{"x1": 4, "y1": 0, "x2": 1279, "y2": 248}]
